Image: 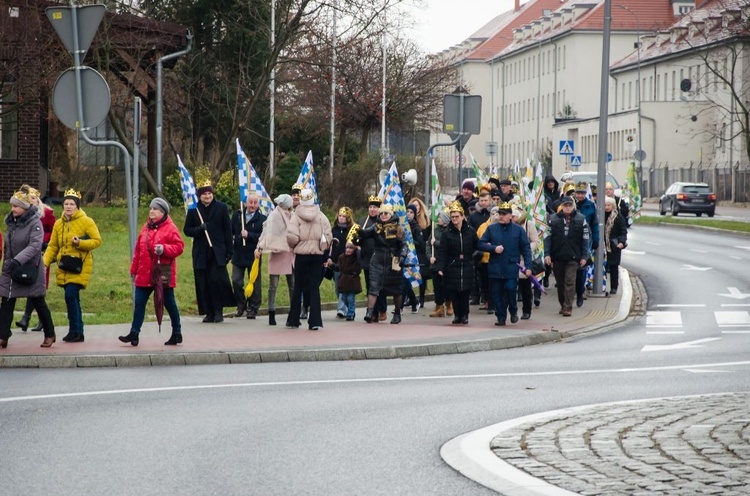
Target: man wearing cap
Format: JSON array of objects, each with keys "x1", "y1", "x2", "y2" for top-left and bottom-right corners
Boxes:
[
  {"x1": 477, "y1": 202, "x2": 533, "y2": 326},
  {"x1": 184, "y1": 181, "x2": 235, "y2": 323},
  {"x1": 544, "y1": 196, "x2": 590, "y2": 317},
  {"x1": 455, "y1": 181, "x2": 477, "y2": 217},
  {"x1": 357, "y1": 195, "x2": 387, "y2": 320},
  {"x1": 230, "y1": 193, "x2": 267, "y2": 319},
  {"x1": 574, "y1": 182, "x2": 599, "y2": 307},
  {"x1": 498, "y1": 179, "x2": 515, "y2": 203}
]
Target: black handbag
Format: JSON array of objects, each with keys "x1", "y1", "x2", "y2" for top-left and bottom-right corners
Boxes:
[
  {"x1": 529, "y1": 256, "x2": 545, "y2": 274},
  {"x1": 11, "y1": 260, "x2": 39, "y2": 285},
  {"x1": 58, "y1": 255, "x2": 83, "y2": 274}
]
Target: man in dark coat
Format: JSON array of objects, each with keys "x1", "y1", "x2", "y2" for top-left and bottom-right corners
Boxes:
[
  {"x1": 498, "y1": 179, "x2": 515, "y2": 203},
  {"x1": 455, "y1": 180, "x2": 477, "y2": 217},
  {"x1": 184, "y1": 181, "x2": 235, "y2": 323},
  {"x1": 477, "y1": 202, "x2": 533, "y2": 326},
  {"x1": 543, "y1": 175, "x2": 560, "y2": 215},
  {"x1": 544, "y1": 196, "x2": 590, "y2": 317},
  {"x1": 230, "y1": 193, "x2": 267, "y2": 319},
  {"x1": 574, "y1": 182, "x2": 599, "y2": 308},
  {"x1": 469, "y1": 191, "x2": 493, "y2": 306}
]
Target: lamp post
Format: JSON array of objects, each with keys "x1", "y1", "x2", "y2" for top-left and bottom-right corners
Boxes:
[{"x1": 617, "y1": 4, "x2": 643, "y2": 182}]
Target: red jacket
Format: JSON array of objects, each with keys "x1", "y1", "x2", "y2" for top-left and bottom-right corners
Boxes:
[
  {"x1": 41, "y1": 206, "x2": 56, "y2": 244},
  {"x1": 130, "y1": 216, "x2": 185, "y2": 288}
]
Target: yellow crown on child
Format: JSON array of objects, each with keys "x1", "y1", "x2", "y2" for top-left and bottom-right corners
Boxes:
[
  {"x1": 338, "y1": 206, "x2": 353, "y2": 219},
  {"x1": 64, "y1": 188, "x2": 81, "y2": 199},
  {"x1": 448, "y1": 201, "x2": 464, "y2": 214}
]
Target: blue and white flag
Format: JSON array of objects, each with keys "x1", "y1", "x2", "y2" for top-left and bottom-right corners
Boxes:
[
  {"x1": 236, "y1": 139, "x2": 273, "y2": 216},
  {"x1": 176, "y1": 154, "x2": 198, "y2": 211},
  {"x1": 378, "y1": 161, "x2": 422, "y2": 288},
  {"x1": 296, "y1": 150, "x2": 318, "y2": 204}
]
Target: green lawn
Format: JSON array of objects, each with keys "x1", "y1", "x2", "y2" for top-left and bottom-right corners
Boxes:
[
  {"x1": 635, "y1": 214, "x2": 750, "y2": 234},
  {"x1": 27, "y1": 205, "x2": 341, "y2": 326}
]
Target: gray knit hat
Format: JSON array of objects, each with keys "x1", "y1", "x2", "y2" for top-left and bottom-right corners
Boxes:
[{"x1": 150, "y1": 197, "x2": 170, "y2": 215}]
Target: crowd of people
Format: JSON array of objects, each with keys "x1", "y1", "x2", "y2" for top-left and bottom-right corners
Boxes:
[{"x1": 0, "y1": 172, "x2": 629, "y2": 349}]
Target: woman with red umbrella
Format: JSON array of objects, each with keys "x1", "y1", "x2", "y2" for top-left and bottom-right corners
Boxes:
[{"x1": 118, "y1": 198, "x2": 185, "y2": 346}]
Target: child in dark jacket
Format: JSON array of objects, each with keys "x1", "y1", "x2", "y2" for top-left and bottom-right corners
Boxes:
[{"x1": 334, "y1": 242, "x2": 362, "y2": 321}]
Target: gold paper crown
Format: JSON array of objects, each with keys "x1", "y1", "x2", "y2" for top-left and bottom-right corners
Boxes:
[
  {"x1": 562, "y1": 183, "x2": 576, "y2": 195},
  {"x1": 575, "y1": 181, "x2": 589, "y2": 191},
  {"x1": 497, "y1": 201, "x2": 513, "y2": 211},
  {"x1": 338, "y1": 206, "x2": 353, "y2": 219},
  {"x1": 368, "y1": 194, "x2": 382, "y2": 204},
  {"x1": 19, "y1": 184, "x2": 40, "y2": 198},
  {"x1": 197, "y1": 179, "x2": 212, "y2": 189},
  {"x1": 490, "y1": 174, "x2": 500, "y2": 180},
  {"x1": 479, "y1": 183, "x2": 493, "y2": 193},
  {"x1": 12, "y1": 190, "x2": 30, "y2": 204},
  {"x1": 448, "y1": 201, "x2": 464, "y2": 214},
  {"x1": 291, "y1": 183, "x2": 304, "y2": 192},
  {"x1": 300, "y1": 189, "x2": 315, "y2": 202},
  {"x1": 379, "y1": 204, "x2": 394, "y2": 214},
  {"x1": 64, "y1": 188, "x2": 81, "y2": 199}
]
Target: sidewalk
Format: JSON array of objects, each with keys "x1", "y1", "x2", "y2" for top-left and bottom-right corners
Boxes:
[{"x1": 0, "y1": 272, "x2": 633, "y2": 368}]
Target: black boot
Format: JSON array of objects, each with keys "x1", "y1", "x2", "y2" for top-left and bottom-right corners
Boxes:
[
  {"x1": 164, "y1": 333, "x2": 183, "y2": 345},
  {"x1": 118, "y1": 331, "x2": 139, "y2": 346},
  {"x1": 391, "y1": 312, "x2": 401, "y2": 324},
  {"x1": 31, "y1": 322, "x2": 43, "y2": 332},
  {"x1": 16, "y1": 314, "x2": 30, "y2": 332},
  {"x1": 268, "y1": 311, "x2": 276, "y2": 326},
  {"x1": 364, "y1": 307, "x2": 373, "y2": 323}
]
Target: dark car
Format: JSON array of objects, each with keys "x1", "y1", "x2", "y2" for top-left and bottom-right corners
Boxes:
[{"x1": 659, "y1": 182, "x2": 716, "y2": 217}]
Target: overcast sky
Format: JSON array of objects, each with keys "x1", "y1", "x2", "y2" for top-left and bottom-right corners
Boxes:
[{"x1": 401, "y1": 0, "x2": 522, "y2": 54}]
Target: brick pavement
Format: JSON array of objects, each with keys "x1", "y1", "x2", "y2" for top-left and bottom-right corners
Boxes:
[{"x1": 489, "y1": 393, "x2": 750, "y2": 496}]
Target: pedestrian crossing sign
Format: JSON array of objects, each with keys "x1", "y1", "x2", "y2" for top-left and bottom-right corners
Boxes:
[
  {"x1": 570, "y1": 155, "x2": 582, "y2": 166},
  {"x1": 559, "y1": 140, "x2": 574, "y2": 155}
]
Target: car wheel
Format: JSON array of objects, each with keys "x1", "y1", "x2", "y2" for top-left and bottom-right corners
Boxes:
[
  {"x1": 708, "y1": 211, "x2": 715, "y2": 218},
  {"x1": 671, "y1": 202, "x2": 679, "y2": 216},
  {"x1": 696, "y1": 213, "x2": 702, "y2": 217},
  {"x1": 659, "y1": 201, "x2": 666, "y2": 216}
]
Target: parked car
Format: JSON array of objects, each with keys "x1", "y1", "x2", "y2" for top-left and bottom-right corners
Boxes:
[
  {"x1": 659, "y1": 182, "x2": 716, "y2": 217},
  {"x1": 559, "y1": 170, "x2": 621, "y2": 189}
]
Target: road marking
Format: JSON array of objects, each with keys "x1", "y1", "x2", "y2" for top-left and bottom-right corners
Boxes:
[
  {"x1": 715, "y1": 311, "x2": 750, "y2": 327},
  {"x1": 730, "y1": 256, "x2": 743, "y2": 260},
  {"x1": 682, "y1": 264, "x2": 712, "y2": 271},
  {"x1": 690, "y1": 249, "x2": 708, "y2": 254},
  {"x1": 2, "y1": 361, "x2": 750, "y2": 404},
  {"x1": 647, "y1": 311, "x2": 682, "y2": 327},
  {"x1": 722, "y1": 330, "x2": 750, "y2": 334},
  {"x1": 641, "y1": 337, "x2": 721, "y2": 352},
  {"x1": 623, "y1": 250, "x2": 646, "y2": 255},
  {"x1": 654, "y1": 304, "x2": 705, "y2": 308},
  {"x1": 646, "y1": 241, "x2": 661, "y2": 246},
  {"x1": 647, "y1": 331, "x2": 685, "y2": 335},
  {"x1": 735, "y1": 246, "x2": 750, "y2": 251},
  {"x1": 718, "y1": 287, "x2": 750, "y2": 300},
  {"x1": 684, "y1": 369, "x2": 728, "y2": 374},
  {"x1": 722, "y1": 304, "x2": 750, "y2": 307}
]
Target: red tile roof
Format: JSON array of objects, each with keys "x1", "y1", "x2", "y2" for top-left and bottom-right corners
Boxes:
[{"x1": 574, "y1": 0, "x2": 677, "y2": 32}]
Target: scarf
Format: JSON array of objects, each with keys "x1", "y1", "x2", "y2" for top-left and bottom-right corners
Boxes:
[{"x1": 604, "y1": 209, "x2": 618, "y2": 253}]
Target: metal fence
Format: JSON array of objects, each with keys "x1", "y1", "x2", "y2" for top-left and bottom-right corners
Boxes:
[{"x1": 644, "y1": 164, "x2": 750, "y2": 203}]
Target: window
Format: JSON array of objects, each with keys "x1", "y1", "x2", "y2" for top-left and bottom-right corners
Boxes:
[{"x1": 0, "y1": 86, "x2": 18, "y2": 160}]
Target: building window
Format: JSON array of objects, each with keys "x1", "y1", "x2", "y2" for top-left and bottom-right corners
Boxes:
[{"x1": 0, "y1": 87, "x2": 18, "y2": 160}]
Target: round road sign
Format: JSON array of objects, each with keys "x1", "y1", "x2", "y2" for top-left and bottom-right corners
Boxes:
[{"x1": 52, "y1": 66, "x2": 111, "y2": 130}]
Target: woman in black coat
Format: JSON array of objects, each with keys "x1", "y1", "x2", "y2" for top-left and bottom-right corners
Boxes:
[
  {"x1": 604, "y1": 196, "x2": 628, "y2": 295},
  {"x1": 357, "y1": 205, "x2": 407, "y2": 324},
  {"x1": 435, "y1": 201, "x2": 478, "y2": 325}
]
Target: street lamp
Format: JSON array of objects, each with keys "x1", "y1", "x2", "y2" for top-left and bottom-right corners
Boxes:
[{"x1": 617, "y1": 4, "x2": 643, "y2": 183}]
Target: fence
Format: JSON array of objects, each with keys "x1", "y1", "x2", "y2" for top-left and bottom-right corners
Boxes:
[{"x1": 644, "y1": 164, "x2": 750, "y2": 203}]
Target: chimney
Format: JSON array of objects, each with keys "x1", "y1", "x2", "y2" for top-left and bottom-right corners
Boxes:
[{"x1": 515, "y1": 0, "x2": 521, "y2": 11}]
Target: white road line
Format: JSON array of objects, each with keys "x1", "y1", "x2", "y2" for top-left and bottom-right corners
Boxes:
[
  {"x1": 646, "y1": 241, "x2": 661, "y2": 246},
  {"x1": 714, "y1": 311, "x2": 750, "y2": 327},
  {"x1": 722, "y1": 304, "x2": 750, "y2": 307},
  {"x1": 730, "y1": 256, "x2": 743, "y2": 260},
  {"x1": 2, "y1": 361, "x2": 750, "y2": 404},
  {"x1": 647, "y1": 331, "x2": 685, "y2": 335},
  {"x1": 722, "y1": 330, "x2": 750, "y2": 334},
  {"x1": 654, "y1": 304, "x2": 705, "y2": 308},
  {"x1": 647, "y1": 311, "x2": 682, "y2": 327},
  {"x1": 691, "y1": 249, "x2": 708, "y2": 253}
]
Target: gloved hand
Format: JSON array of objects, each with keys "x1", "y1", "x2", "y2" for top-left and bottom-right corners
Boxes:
[
  {"x1": 7, "y1": 259, "x2": 21, "y2": 274},
  {"x1": 154, "y1": 244, "x2": 164, "y2": 256},
  {"x1": 200, "y1": 222, "x2": 208, "y2": 231}
]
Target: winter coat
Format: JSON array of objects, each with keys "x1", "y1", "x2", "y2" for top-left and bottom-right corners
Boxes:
[
  {"x1": 231, "y1": 209, "x2": 266, "y2": 267},
  {"x1": 408, "y1": 218, "x2": 427, "y2": 267},
  {"x1": 575, "y1": 197, "x2": 599, "y2": 249},
  {"x1": 287, "y1": 204, "x2": 332, "y2": 255},
  {"x1": 455, "y1": 195, "x2": 477, "y2": 217},
  {"x1": 184, "y1": 199, "x2": 233, "y2": 268},
  {"x1": 1, "y1": 207, "x2": 46, "y2": 298},
  {"x1": 477, "y1": 221, "x2": 532, "y2": 280},
  {"x1": 544, "y1": 175, "x2": 560, "y2": 215},
  {"x1": 39, "y1": 205, "x2": 56, "y2": 246},
  {"x1": 469, "y1": 207, "x2": 491, "y2": 231},
  {"x1": 130, "y1": 215, "x2": 185, "y2": 288},
  {"x1": 435, "y1": 220, "x2": 477, "y2": 293},
  {"x1": 545, "y1": 212, "x2": 590, "y2": 263},
  {"x1": 335, "y1": 251, "x2": 362, "y2": 294},
  {"x1": 604, "y1": 209, "x2": 628, "y2": 267},
  {"x1": 517, "y1": 219, "x2": 540, "y2": 280},
  {"x1": 257, "y1": 206, "x2": 292, "y2": 254},
  {"x1": 330, "y1": 222, "x2": 353, "y2": 264},
  {"x1": 43, "y1": 208, "x2": 102, "y2": 289},
  {"x1": 356, "y1": 214, "x2": 378, "y2": 271},
  {"x1": 359, "y1": 217, "x2": 407, "y2": 296}
]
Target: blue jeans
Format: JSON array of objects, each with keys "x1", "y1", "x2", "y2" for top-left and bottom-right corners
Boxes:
[
  {"x1": 64, "y1": 283, "x2": 84, "y2": 335},
  {"x1": 131, "y1": 286, "x2": 182, "y2": 335},
  {"x1": 334, "y1": 271, "x2": 347, "y2": 316},
  {"x1": 342, "y1": 292, "x2": 356, "y2": 318},
  {"x1": 490, "y1": 278, "x2": 519, "y2": 322}
]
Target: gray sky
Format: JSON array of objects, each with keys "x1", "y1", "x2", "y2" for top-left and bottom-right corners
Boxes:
[{"x1": 402, "y1": 0, "x2": 519, "y2": 54}]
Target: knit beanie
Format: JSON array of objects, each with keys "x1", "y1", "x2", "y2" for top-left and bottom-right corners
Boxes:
[
  {"x1": 274, "y1": 194, "x2": 293, "y2": 209},
  {"x1": 150, "y1": 197, "x2": 170, "y2": 215},
  {"x1": 10, "y1": 190, "x2": 31, "y2": 210}
]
